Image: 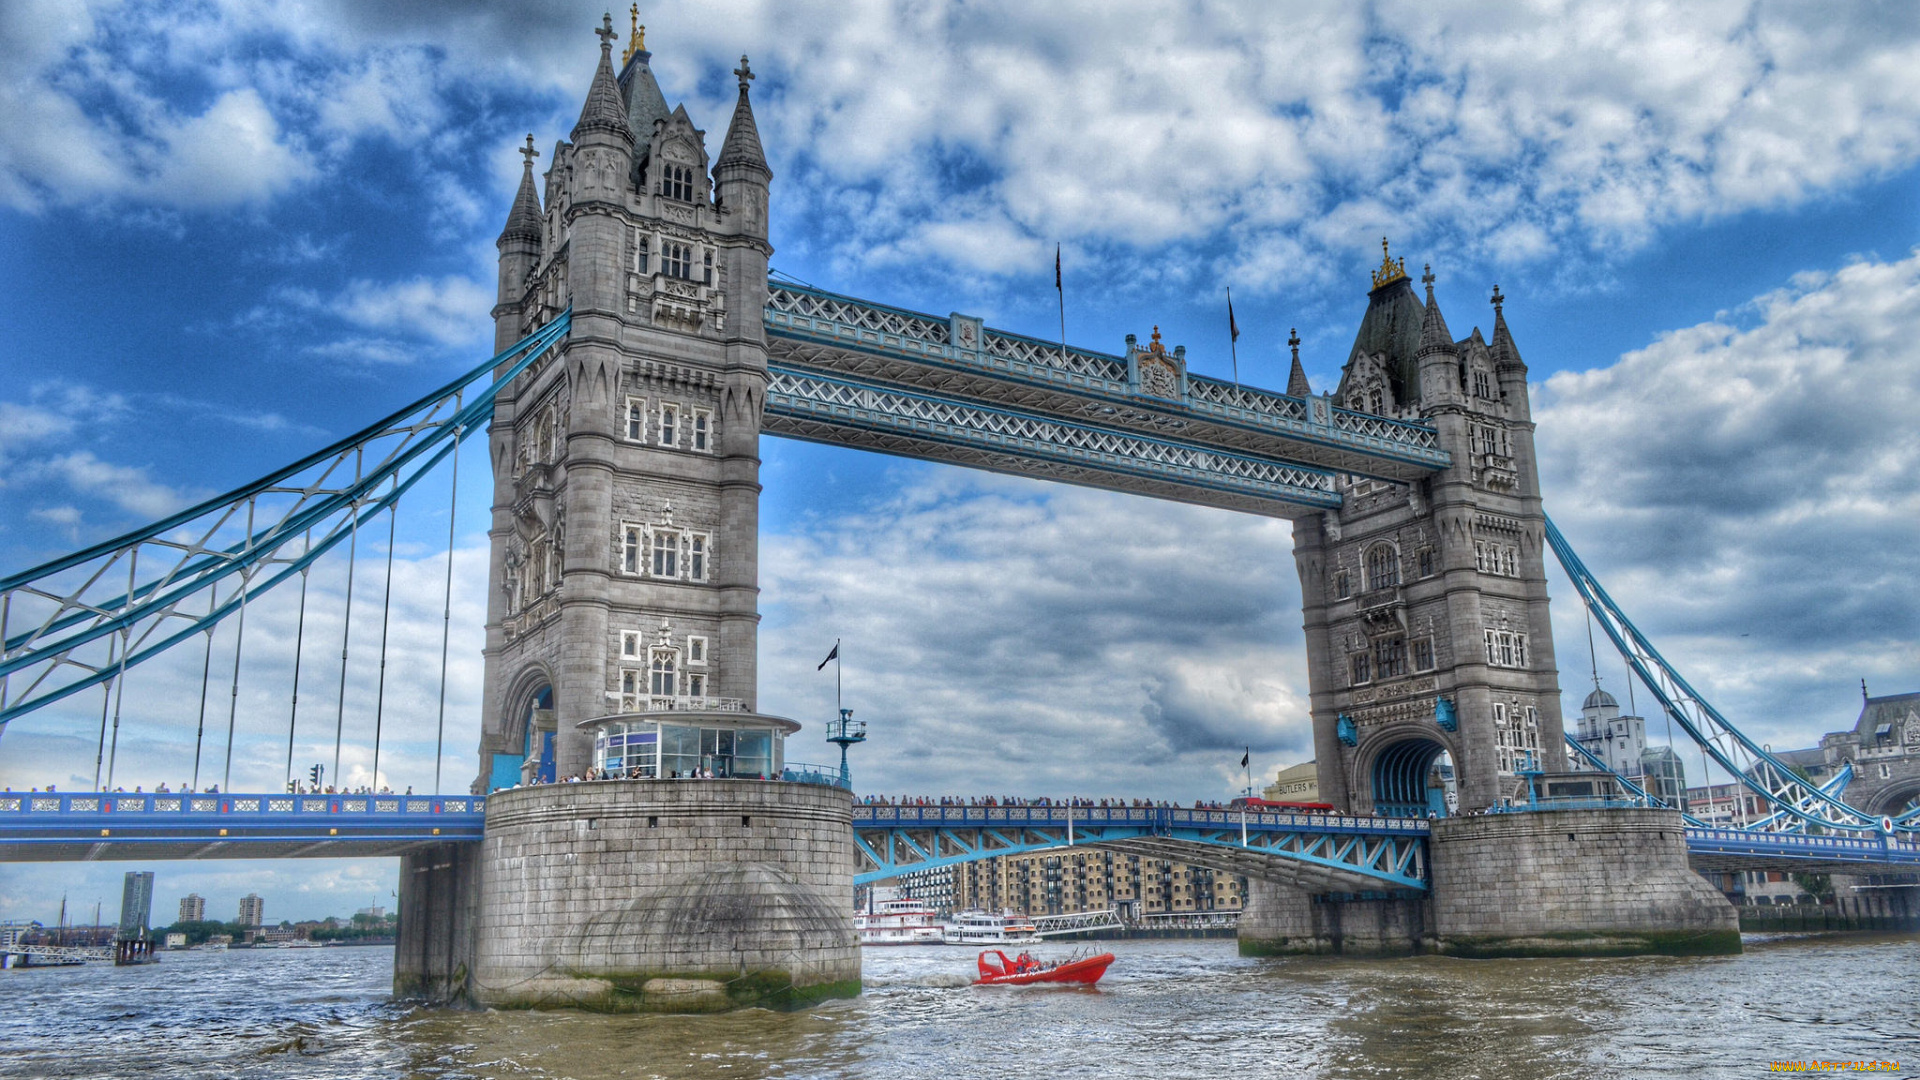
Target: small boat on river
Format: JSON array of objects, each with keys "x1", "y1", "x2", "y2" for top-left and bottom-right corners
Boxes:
[{"x1": 973, "y1": 949, "x2": 1114, "y2": 986}]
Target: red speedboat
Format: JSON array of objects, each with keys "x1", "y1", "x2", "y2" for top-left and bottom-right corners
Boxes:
[{"x1": 973, "y1": 949, "x2": 1115, "y2": 986}]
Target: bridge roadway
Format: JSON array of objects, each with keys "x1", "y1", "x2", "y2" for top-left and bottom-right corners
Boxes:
[{"x1": 4, "y1": 790, "x2": 1917, "y2": 887}]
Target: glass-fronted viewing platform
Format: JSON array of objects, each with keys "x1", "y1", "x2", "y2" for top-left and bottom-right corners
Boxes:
[{"x1": 580, "y1": 707, "x2": 804, "y2": 782}]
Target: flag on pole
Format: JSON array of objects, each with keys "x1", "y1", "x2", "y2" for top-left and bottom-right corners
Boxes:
[
  {"x1": 1228, "y1": 291, "x2": 1240, "y2": 343},
  {"x1": 817, "y1": 643, "x2": 839, "y2": 671},
  {"x1": 1055, "y1": 244, "x2": 1062, "y2": 291},
  {"x1": 1240, "y1": 750, "x2": 1250, "y2": 768}
]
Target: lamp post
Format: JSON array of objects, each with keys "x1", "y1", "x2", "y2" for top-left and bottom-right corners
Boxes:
[{"x1": 827, "y1": 708, "x2": 866, "y2": 787}]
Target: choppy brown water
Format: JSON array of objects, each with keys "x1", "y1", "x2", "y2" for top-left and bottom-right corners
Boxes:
[{"x1": 2, "y1": 935, "x2": 1914, "y2": 1079}]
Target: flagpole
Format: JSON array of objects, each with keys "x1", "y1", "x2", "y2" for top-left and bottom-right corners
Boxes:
[
  {"x1": 1241, "y1": 746, "x2": 1251, "y2": 847},
  {"x1": 835, "y1": 637, "x2": 842, "y2": 716},
  {"x1": 1227, "y1": 288, "x2": 1240, "y2": 385},
  {"x1": 1055, "y1": 243, "x2": 1067, "y2": 364}
]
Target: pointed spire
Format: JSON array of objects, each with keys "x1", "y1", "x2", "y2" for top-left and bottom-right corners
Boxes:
[
  {"x1": 573, "y1": 13, "x2": 635, "y2": 144},
  {"x1": 1286, "y1": 328, "x2": 1311, "y2": 397},
  {"x1": 499, "y1": 135, "x2": 543, "y2": 244},
  {"x1": 717, "y1": 55, "x2": 770, "y2": 176},
  {"x1": 622, "y1": 5, "x2": 643, "y2": 65},
  {"x1": 1489, "y1": 284, "x2": 1526, "y2": 371},
  {"x1": 617, "y1": 11, "x2": 669, "y2": 139},
  {"x1": 1416, "y1": 264, "x2": 1455, "y2": 357}
]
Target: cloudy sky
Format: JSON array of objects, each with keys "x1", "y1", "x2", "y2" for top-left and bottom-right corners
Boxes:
[{"x1": 1, "y1": 0, "x2": 1917, "y2": 923}]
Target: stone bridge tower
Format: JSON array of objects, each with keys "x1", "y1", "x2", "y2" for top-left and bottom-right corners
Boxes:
[
  {"x1": 1296, "y1": 245, "x2": 1567, "y2": 816},
  {"x1": 478, "y1": 19, "x2": 773, "y2": 788}
]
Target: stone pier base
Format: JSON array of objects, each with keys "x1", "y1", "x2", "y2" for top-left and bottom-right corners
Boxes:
[
  {"x1": 1239, "y1": 807, "x2": 1741, "y2": 959},
  {"x1": 469, "y1": 779, "x2": 860, "y2": 1011},
  {"x1": 1237, "y1": 880, "x2": 1431, "y2": 956},
  {"x1": 1428, "y1": 807, "x2": 1740, "y2": 957},
  {"x1": 394, "y1": 842, "x2": 482, "y2": 1002}
]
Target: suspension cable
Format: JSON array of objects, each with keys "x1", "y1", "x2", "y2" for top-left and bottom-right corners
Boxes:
[
  {"x1": 222, "y1": 497, "x2": 258, "y2": 794},
  {"x1": 284, "y1": 530, "x2": 312, "y2": 792},
  {"x1": 433, "y1": 414, "x2": 463, "y2": 795},
  {"x1": 191, "y1": 590, "x2": 215, "y2": 792},
  {"x1": 370, "y1": 481, "x2": 399, "y2": 792},
  {"x1": 91, "y1": 635, "x2": 115, "y2": 792},
  {"x1": 104, "y1": 550, "x2": 138, "y2": 792},
  {"x1": 333, "y1": 449, "x2": 365, "y2": 792}
]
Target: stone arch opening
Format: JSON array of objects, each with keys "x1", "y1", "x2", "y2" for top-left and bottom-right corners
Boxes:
[
  {"x1": 489, "y1": 675, "x2": 556, "y2": 791},
  {"x1": 1869, "y1": 779, "x2": 1920, "y2": 820},
  {"x1": 1371, "y1": 737, "x2": 1454, "y2": 818}
]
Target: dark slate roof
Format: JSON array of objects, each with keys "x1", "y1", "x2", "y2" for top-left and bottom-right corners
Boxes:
[
  {"x1": 1336, "y1": 276, "x2": 1424, "y2": 406},
  {"x1": 1583, "y1": 688, "x2": 1618, "y2": 711},
  {"x1": 1853, "y1": 691, "x2": 1920, "y2": 738},
  {"x1": 619, "y1": 49, "x2": 671, "y2": 143}
]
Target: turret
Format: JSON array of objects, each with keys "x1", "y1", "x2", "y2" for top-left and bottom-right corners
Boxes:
[
  {"x1": 1285, "y1": 328, "x2": 1311, "y2": 397},
  {"x1": 1489, "y1": 285, "x2": 1531, "y2": 422},
  {"x1": 566, "y1": 13, "x2": 637, "y2": 319},
  {"x1": 715, "y1": 56, "x2": 772, "y2": 240},
  {"x1": 494, "y1": 135, "x2": 543, "y2": 350},
  {"x1": 1415, "y1": 265, "x2": 1462, "y2": 408}
]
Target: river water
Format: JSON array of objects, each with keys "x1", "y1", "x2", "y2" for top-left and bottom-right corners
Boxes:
[{"x1": 2, "y1": 935, "x2": 1914, "y2": 1079}]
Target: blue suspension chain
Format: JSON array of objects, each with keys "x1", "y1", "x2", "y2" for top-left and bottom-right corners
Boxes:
[
  {"x1": 369, "y1": 478, "x2": 399, "y2": 792},
  {"x1": 432, "y1": 412, "x2": 463, "y2": 796},
  {"x1": 283, "y1": 530, "x2": 312, "y2": 792}
]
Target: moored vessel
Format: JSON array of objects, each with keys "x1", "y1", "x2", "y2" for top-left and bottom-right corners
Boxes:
[
  {"x1": 856, "y1": 889, "x2": 946, "y2": 945},
  {"x1": 942, "y1": 909, "x2": 1040, "y2": 946}
]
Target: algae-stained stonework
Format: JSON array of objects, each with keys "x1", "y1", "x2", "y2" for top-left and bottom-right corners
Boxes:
[
  {"x1": 479, "y1": 23, "x2": 774, "y2": 788},
  {"x1": 471, "y1": 780, "x2": 859, "y2": 1012},
  {"x1": 1297, "y1": 247, "x2": 1567, "y2": 818}
]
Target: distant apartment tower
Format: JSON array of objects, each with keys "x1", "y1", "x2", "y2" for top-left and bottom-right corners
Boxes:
[
  {"x1": 178, "y1": 893, "x2": 206, "y2": 922},
  {"x1": 1574, "y1": 687, "x2": 1686, "y2": 809},
  {"x1": 118, "y1": 871, "x2": 154, "y2": 940},
  {"x1": 238, "y1": 894, "x2": 265, "y2": 927}
]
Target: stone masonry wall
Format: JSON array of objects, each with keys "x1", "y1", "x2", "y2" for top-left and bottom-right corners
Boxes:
[
  {"x1": 1238, "y1": 878, "x2": 1431, "y2": 956},
  {"x1": 394, "y1": 842, "x2": 483, "y2": 1002},
  {"x1": 471, "y1": 779, "x2": 857, "y2": 1010},
  {"x1": 1428, "y1": 807, "x2": 1739, "y2": 956}
]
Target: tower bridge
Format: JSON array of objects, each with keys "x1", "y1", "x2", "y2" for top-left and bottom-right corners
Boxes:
[{"x1": 2, "y1": 17, "x2": 1917, "y2": 1010}]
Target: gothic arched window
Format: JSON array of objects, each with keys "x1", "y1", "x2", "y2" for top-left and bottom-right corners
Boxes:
[
  {"x1": 1365, "y1": 543, "x2": 1400, "y2": 591},
  {"x1": 662, "y1": 164, "x2": 695, "y2": 202},
  {"x1": 650, "y1": 648, "x2": 678, "y2": 698},
  {"x1": 664, "y1": 243, "x2": 692, "y2": 280}
]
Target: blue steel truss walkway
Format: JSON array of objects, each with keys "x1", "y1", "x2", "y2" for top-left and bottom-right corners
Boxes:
[
  {"x1": 761, "y1": 283, "x2": 1449, "y2": 518},
  {"x1": 850, "y1": 804, "x2": 1433, "y2": 891}
]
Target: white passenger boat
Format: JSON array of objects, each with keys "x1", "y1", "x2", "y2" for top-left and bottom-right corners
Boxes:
[
  {"x1": 856, "y1": 889, "x2": 946, "y2": 945},
  {"x1": 942, "y1": 909, "x2": 1041, "y2": 946}
]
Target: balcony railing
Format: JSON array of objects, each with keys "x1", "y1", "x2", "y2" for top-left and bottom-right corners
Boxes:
[
  {"x1": 605, "y1": 693, "x2": 752, "y2": 713},
  {"x1": 780, "y1": 762, "x2": 850, "y2": 790}
]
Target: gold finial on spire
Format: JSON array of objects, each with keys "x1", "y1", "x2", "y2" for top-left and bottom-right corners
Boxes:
[
  {"x1": 1149, "y1": 325, "x2": 1165, "y2": 354},
  {"x1": 1371, "y1": 236, "x2": 1409, "y2": 290},
  {"x1": 623, "y1": 5, "x2": 642, "y2": 63}
]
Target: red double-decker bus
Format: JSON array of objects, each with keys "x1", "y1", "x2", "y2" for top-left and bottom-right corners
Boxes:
[{"x1": 1228, "y1": 797, "x2": 1337, "y2": 813}]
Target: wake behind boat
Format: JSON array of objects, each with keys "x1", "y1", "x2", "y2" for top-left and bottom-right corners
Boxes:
[{"x1": 973, "y1": 949, "x2": 1114, "y2": 986}]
